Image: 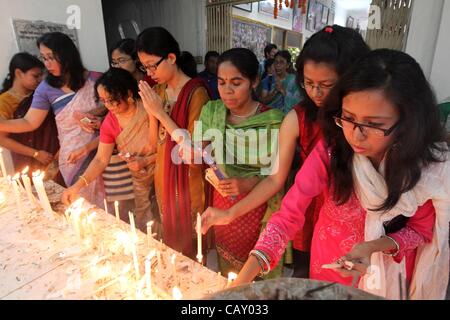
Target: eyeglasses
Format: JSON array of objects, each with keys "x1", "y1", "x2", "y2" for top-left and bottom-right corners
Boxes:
[
  {"x1": 334, "y1": 116, "x2": 399, "y2": 137},
  {"x1": 139, "y1": 57, "x2": 165, "y2": 73},
  {"x1": 111, "y1": 58, "x2": 132, "y2": 68},
  {"x1": 300, "y1": 82, "x2": 335, "y2": 94}
]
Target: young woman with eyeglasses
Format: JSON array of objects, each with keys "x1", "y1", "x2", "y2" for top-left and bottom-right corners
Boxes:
[
  {"x1": 201, "y1": 25, "x2": 370, "y2": 279},
  {"x1": 110, "y1": 38, "x2": 157, "y2": 87},
  {"x1": 136, "y1": 27, "x2": 211, "y2": 259},
  {"x1": 232, "y1": 49, "x2": 450, "y2": 300},
  {"x1": 0, "y1": 32, "x2": 104, "y2": 206}
]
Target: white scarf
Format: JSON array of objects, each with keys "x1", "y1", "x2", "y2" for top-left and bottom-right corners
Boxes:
[{"x1": 352, "y1": 145, "x2": 450, "y2": 299}]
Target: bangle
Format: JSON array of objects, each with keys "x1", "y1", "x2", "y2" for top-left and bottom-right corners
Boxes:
[
  {"x1": 79, "y1": 175, "x2": 89, "y2": 187},
  {"x1": 382, "y1": 235, "x2": 400, "y2": 257},
  {"x1": 249, "y1": 250, "x2": 271, "y2": 276},
  {"x1": 33, "y1": 150, "x2": 39, "y2": 158}
]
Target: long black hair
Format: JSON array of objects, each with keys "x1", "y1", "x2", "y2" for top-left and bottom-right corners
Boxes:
[
  {"x1": 321, "y1": 49, "x2": 446, "y2": 211},
  {"x1": 37, "y1": 32, "x2": 86, "y2": 91},
  {"x1": 295, "y1": 25, "x2": 370, "y2": 121},
  {"x1": 136, "y1": 27, "x2": 197, "y2": 78},
  {"x1": 94, "y1": 68, "x2": 139, "y2": 103},
  {"x1": 1, "y1": 52, "x2": 44, "y2": 94}
]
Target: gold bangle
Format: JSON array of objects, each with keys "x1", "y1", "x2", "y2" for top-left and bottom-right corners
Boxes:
[
  {"x1": 79, "y1": 175, "x2": 89, "y2": 187},
  {"x1": 33, "y1": 150, "x2": 39, "y2": 158}
]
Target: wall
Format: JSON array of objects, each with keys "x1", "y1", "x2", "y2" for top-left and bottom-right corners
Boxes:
[
  {"x1": 0, "y1": 0, "x2": 109, "y2": 175},
  {"x1": 0, "y1": 0, "x2": 109, "y2": 79},
  {"x1": 429, "y1": 0, "x2": 450, "y2": 102},
  {"x1": 102, "y1": 0, "x2": 206, "y2": 62},
  {"x1": 405, "y1": 0, "x2": 444, "y2": 81}
]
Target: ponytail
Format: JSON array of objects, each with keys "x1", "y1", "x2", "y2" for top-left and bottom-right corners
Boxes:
[
  {"x1": 1, "y1": 52, "x2": 44, "y2": 94},
  {"x1": 1, "y1": 73, "x2": 13, "y2": 94}
]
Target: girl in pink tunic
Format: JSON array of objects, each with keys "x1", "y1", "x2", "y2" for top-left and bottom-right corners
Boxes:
[{"x1": 234, "y1": 49, "x2": 450, "y2": 299}]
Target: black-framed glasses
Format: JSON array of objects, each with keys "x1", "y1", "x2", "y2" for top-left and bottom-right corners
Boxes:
[
  {"x1": 139, "y1": 57, "x2": 165, "y2": 73},
  {"x1": 334, "y1": 116, "x2": 399, "y2": 137}
]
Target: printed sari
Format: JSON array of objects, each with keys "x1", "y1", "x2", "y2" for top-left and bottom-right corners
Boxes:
[{"x1": 115, "y1": 102, "x2": 155, "y2": 231}]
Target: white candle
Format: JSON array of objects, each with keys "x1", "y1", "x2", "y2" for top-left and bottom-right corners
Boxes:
[
  {"x1": 104, "y1": 199, "x2": 109, "y2": 215},
  {"x1": 71, "y1": 208, "x2": 82, "y2": 244},
  {"x1": 9, "y1": 175, "x2": 22, "y2": 212},
  {"x1": 128, "y1": 211, "x2": 137, "y2": 241},
  {"x1": 196, "y1": 212, "x2": 203, "y2": 264},
  {"x1": 21, "y1": 167, "x2": 36, "y2": 207},
  {"x1": 114, "y1": 200, "x2": 120, "y2": 224},
  {"x1": 87, "y1": 212, "x2": 97, "y2": 234},
  {"x1": 0, "y1": 148, "x2": 7, "y2": 177},
  {"x1": 146, "y1": 220, "x2": 154, "y2": 247},
  {"x1": 32, "y1": 171, "x2": 53, "y2": 218}
]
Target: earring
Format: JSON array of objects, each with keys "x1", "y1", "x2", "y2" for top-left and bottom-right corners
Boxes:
[{"x1": 128, "y1": 97, "x2": 135, "y2": 105}]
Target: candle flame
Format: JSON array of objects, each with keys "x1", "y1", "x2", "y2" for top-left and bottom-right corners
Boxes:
[
  {"x1": 147, "y1": 220, "x2": 154, "y2": 227},
  {"x1": 171, "y1": 253, "x2": 176, "y2": 265},
  {"x1": 32, "y1": 170, "x2": 41, "y2": 177},
  {"x1": 172, "y1": 286, "x2": 183, "y2": 300},
  {"x1": 13, "y1": 172, "x2": 20, "y2": 180},
  {"x1": 227, "y1": 272, "x2": 237, "y2": 282},
  {"x1": 21, "y1": 166, "x2": 29, "y2": 174}
]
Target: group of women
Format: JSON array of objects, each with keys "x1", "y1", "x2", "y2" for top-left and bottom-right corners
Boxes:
[{"x1": 0, "y1": 24, "x2": 449, "y2": 299}]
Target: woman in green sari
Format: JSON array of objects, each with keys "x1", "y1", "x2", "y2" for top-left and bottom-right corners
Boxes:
[{"x1": 195, "y1": 48, "x2": 284, "y2": 275}]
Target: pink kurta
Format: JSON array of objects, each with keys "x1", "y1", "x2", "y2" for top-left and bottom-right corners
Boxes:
[{"x1": 255, "y1": 139, "x2": 435, "y2": 286}]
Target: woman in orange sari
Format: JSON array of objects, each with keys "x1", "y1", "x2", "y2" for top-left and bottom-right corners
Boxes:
[{"x1": 136, "y1": 27, "x2": 210, "y2": 258}]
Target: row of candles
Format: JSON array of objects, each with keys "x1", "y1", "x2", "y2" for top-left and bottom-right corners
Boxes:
[
  {"x1": 5, "y1": 166, "x2": 53, "y2": 219},
  {"x1": 1, "y1": 161, "x2": 236, "y2": 299}
]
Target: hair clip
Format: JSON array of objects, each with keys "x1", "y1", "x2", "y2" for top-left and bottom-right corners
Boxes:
[{"x1": 324, "y1": 27, "x2": 333, "y2": 34}]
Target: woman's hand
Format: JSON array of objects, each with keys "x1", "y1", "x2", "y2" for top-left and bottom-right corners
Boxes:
[
  {"x1": 61, "y1": 185, "x2": 82, "y2": 206},
  {"x1": 73, "y1": 111, "x2": 100, "y2": 133},
  {"x1": 217, "y1": 177, "x2": 259, "y2": 197},
  {"x1": 34, "y1": 150, "x2": 53, "y2": 165},
  {"x1": 67, "y1": 145, "x2": 89, "y2": 164},
  {"x1": 333, "y1": 242, "x2": 373, "y2": 279},
  {"x1": 201, "y1": 207, "x2": 235, "y2": 234},
  {"x1": 138, "y1": 80, "x2": 165, "y2": 119}
]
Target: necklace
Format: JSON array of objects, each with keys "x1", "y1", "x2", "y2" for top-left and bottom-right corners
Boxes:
[{"x1": 229, "y1": 103, "x2": 260, "y2": 118}]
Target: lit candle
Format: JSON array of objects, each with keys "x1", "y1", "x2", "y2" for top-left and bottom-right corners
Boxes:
[
  {"x1": 21, "y1": 167, "x2": 36, "y2": 207},
  {"x1": 227, "y1": 272, "x2": 237, "y2": 286},
  {"x1": 9, "y1": 175, "x2": 22, "y2": 212},
  {"x1": 32, "y1": 170, "x2": 53, "y2": 218},
  {"x1": 146, "y1": 220, "x2": 154, "y2": 247},
  {"x1": 128, "y1": 211, "x2": 137, "y2": 241},
  {"x1": 172, "y1": 286, "x2": 183, "y2": 300},
  {"x1": 114, "y1": 200, "x2": 120, "y2": 224},
  {"x1": 0, "y1": 148, "x2": 7, "y2": 177},
  {"x1": 196, "y1": 212, "x2": 203, "y2": 264},
  {"x1": 87, "y1": 212, "x2": 97, "y2": 234},
  {"x1": 71, "y1": 207, "x2": 82, "y2": 244}
]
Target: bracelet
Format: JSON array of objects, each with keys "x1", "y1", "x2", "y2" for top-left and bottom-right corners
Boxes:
[
  {"x1": 33, "y1": 150, "x2": 39, "y2": 158},
  {"x1": 382, "y1": 235, "x2": 400, "y2": 257},
  {"x1": 79, "y1": 175, "x2": 89, "y2": 187},
  {"x1": 249, "y1": 250, "x2": 271, "y2": 276}
]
